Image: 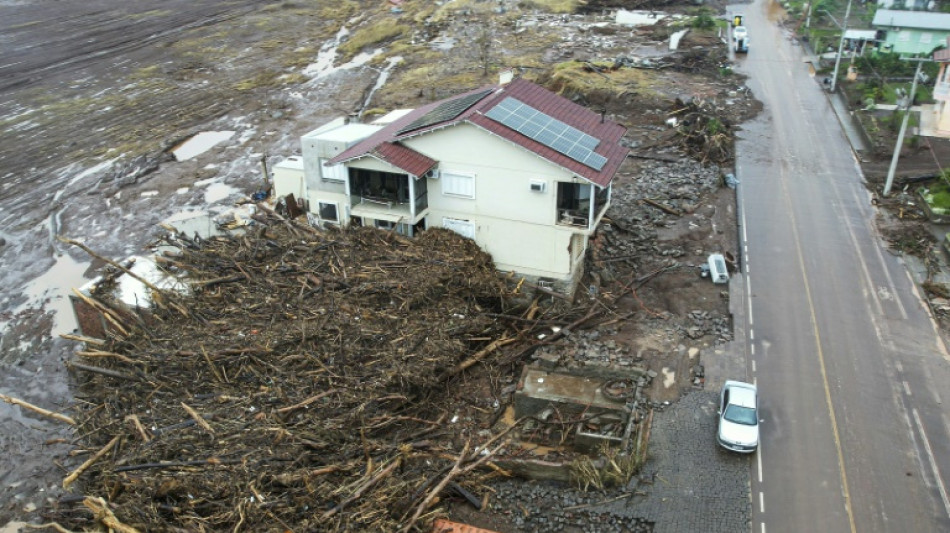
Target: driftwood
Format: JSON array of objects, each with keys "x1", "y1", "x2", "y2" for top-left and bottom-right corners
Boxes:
[
  {"x1": 0, "y1": 393, "x2": 76, "y2": 425},
  {"x1": 641, "y1": 198, "x2": 683, "y2": 217},
  {"x1": 58, "y1": 216, "x2": 602, "y2": 532},
  {"x1": 63, "y1": 436, "x2": 120, "y2": 489},
  {"x1": 83, "y1": 496, "x2": 140, "y2": 533}
]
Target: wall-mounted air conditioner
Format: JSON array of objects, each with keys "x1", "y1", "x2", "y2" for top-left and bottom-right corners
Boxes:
[
  {"x1": 529, "y1": 180, "x2": 546, "y2": 192},
  {"x1": 426, "y1": 169, "x2": 440, "y2": 179}
]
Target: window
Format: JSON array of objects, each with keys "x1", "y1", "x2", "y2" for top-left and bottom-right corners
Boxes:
[
  {"x1": 442, "y1": 170, "x2": 475, "y2": 198},
  {"x1": 898, "y1": 31, "x2": 911, "y2": 42},
  {"x1": 442, "y1": 217, "x2": 475, "y2": 240},
  {"x1": 920, "y1": 33, "x2": 933, "y2": 44},
  {"x1": 320, "y1": 158, "x2": 347, "y2": 181},
  {"x1": 374, "y1": 219, "x2": 411, "y2": 235},
  {"x1": 318, "y1": 202, "x2": 338, "y2": 222}
]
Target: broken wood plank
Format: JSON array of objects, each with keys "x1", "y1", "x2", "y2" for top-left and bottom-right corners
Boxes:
[
  {"x1": 0, "y1": 393, "x2": 76, "y2": 426},
  {"x1": 641, "y1": 198, "x2": 682, "y2": 216}
]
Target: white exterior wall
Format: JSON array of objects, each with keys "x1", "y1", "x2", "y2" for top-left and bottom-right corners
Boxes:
[
  {"x1": 405, "y1": 123, "x2": 591, "y2": 280},
  {"x1": 272, "y1": 157, "x2": 306, "y2": 200},
  {"x1": 308, "y1": 190, "x2": 349, "y2": 224}
]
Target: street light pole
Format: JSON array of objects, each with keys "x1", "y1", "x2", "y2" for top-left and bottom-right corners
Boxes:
[
  {"x1": 829, "y1": 0, "x2": 853, "y2": 93},
  {"x1": 884, "y1": 58, "x2": 930, "y2": 196}
]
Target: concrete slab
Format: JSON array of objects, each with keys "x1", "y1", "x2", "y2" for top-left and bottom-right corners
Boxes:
[{"x1": 514, "y1": 367, "x2": 629, "y2": 419}]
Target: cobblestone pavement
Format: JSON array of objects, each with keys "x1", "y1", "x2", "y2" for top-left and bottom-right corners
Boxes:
[{"x1": 609, "y1": 390, "x2": 753, "y2": 532}]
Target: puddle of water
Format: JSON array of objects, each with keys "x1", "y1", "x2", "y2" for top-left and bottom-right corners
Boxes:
[
  {"x1": 171, "y1": 131, "x2": 236, "y2": 161},
  {"x1": 112, "y1": 256, "x2": 189, "y2": 308},
  {"x1": 303, "y1": 26, "x2": 351, "y2": 77},
  {"x1": 430, "y1": 36, "x2": 456, "y2": 51},
  {"x1": 13, "y1": 253, "x2": 91, "y2": 336},
  {"x1": 202, "y1": 182, "x2": 240, "y2": 204},
  {"x1": 310, "y1": 49, "x2": 382, "y2": 82}
]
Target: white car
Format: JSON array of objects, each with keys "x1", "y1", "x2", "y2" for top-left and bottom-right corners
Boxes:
[
  {"x1": 718, "y1": 380, "x2": 759, "y2": 453},
  {"x1": 733, "y1": 26, "x2": 748, "y2": 41}
]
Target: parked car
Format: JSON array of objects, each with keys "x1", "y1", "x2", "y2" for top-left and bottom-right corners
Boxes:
[{"x1": 718, "y1": 380, "x2": 759, "y2": 453}]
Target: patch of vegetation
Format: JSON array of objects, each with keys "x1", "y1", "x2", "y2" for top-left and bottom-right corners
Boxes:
[
  {"x1": 518, "y1": 0, "x2": 579, "y2": 14},
  {"x1": 129, "y1": 65, "x2": 162, "y2": 80},
  {"x1": 281, "y1": 45, "x2": 318, "y2": 69},
  {"x1": 233, "y1": 71, "x2": 282, "y2": 91},
  {"x1": 920, "y1": 179, "x2": 950, "y2": 215},
  {"x1": 338, "y1": 22, "x2": 410, "y2": 59},
  {"x1": 316, "y1": 0, "x2": 361, "y2": 21},
  {"x1": 279, "y1": 72, "x2": 308, "y2": 85},
  {"x1": 690, "y1": 8, "x2": 717, "y2": 29}
]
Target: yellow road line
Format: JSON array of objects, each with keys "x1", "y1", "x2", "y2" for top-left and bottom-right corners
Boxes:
[{"x1": 781, "y1": 166, "x2": 857, "y2": 533}]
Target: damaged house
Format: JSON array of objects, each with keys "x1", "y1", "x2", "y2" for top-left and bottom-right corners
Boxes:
[{"x1": 273, "y1": 75, "x2": 629, "y2": 294}]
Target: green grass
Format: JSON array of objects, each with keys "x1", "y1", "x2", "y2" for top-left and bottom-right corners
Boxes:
[
  {"x1": 338, "y1": 23, "x2": 409, "y2": 59},
  {"x1": 921, "y1": 180, "x2": 950, "y2": 214}
]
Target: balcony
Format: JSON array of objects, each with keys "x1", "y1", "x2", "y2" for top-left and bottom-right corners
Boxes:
[
  {"x1": 556, "y1": 182, "x2": 609, "y2": 230},
  {"x1": 348, "y1": 168, "x2": 428, "y2": 223}
]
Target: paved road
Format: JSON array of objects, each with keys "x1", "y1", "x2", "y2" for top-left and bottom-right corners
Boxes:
[{"x1": 730, "y1": 1, "x2": 950, "y2": 531}]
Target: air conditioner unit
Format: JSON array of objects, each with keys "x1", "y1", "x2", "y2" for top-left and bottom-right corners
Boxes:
[
  {"x1": 425, "y1": 169, "x2": 440, "y2": 179},
  {"x1": 529, "y1": 180, "x2": 546, "y2": 192}
]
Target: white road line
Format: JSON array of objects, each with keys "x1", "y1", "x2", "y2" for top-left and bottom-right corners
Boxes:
[
  {"x1": 752, "y1": 360, "x2": 756, "y2": 373},
  {"x1": 750, "y1": 329, "x2": 754, "y2": 341},
  {"x1": 757, "y1": 449, "x2": 763, "y2": 483},
  {"x1": 912, "y1": 408, "x2": 950, "y2": 517},
  {"x1": 759, "y1": 491, "x2": 765, "y2": 513},
  {"x1": 895, "y1": 361, "x2": 903, "y2": 372},
  {"x1": 902, "y1": 381, "x2": 912, "y2": 396},
  {"x1": 761, "y1": 524, "x2": 766, "y2": 533},
  {"x1": 747, "y1": 280, "x2": 754, "y2": 325}
]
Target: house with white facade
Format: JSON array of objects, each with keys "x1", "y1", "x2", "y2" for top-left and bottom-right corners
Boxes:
[{"x1": 272, "y1": 76, "x2": 629, "y2": 294}]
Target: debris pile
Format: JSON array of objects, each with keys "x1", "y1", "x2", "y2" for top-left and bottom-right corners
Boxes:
[
  {"x1": 593, "y1": 158, "x2": 725, "y2": 279},
  {"x1": 671, "y1": 98, "x2": 735, "y2": 164},
  {"x1": 57, "y1": 216, "x2": 583, "y2": 532}
]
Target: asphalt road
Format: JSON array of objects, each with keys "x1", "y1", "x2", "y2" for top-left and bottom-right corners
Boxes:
[{"x1": 731, "y1": 1, "x2": 950, "y2": 531}]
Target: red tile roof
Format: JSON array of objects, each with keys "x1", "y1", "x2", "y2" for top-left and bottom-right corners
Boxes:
[
  {"x1": 372, "y1": 141, "x2": 436, "y2": 177},
  {"x1": 329, "y1": 78, "x2": 628, "y2": 187}
]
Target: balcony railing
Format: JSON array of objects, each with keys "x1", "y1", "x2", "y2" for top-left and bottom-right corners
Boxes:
[{"x1": 558, "y1": 209, "x2": 589, "y2": 228}]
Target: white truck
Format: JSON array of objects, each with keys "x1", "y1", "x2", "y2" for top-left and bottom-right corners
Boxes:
[{"x1": 733, "y1": 25, "x2": 749, "y2": 54}]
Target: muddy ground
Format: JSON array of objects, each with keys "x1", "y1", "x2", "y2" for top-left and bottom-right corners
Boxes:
[{"x1": 5, "y1": 0, "x2": 930, "y2": 530}]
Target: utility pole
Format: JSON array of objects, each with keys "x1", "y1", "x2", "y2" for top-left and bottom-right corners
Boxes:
[
  {"x1": 884, "y1": 58, "x2": 931, "y2": 196},
  {"x1": 830, "y1": 0, "x2": 853, "y2": 93}
]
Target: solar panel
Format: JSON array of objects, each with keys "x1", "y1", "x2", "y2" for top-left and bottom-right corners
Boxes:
[
  {"x1": 398, "y1": 89, "x2": 492, "y2": 135},
  {"x1": 484, "y1": 97, "x2": 605, "y2": 171}
]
